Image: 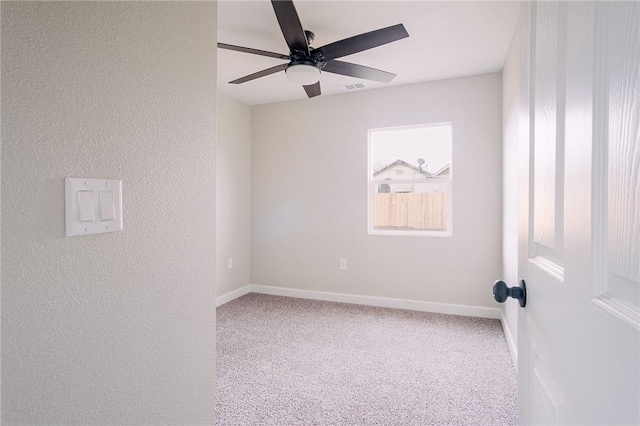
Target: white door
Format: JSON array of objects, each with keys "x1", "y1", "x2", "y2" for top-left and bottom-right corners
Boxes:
[{"x1": 517, "y1": 2, "x2": 639, "y2": 424}]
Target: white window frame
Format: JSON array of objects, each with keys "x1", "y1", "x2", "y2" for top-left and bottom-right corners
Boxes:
[{"x1": 367, "y1": 122, "x2": 453, "y2": 237}]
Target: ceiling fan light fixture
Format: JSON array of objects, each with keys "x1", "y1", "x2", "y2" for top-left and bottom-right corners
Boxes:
[{"x1": 285, "y1": 63, "x2": 320, "y2": 85}]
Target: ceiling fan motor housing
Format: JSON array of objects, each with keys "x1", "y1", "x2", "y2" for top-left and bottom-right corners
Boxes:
[{"x1": 286, "y1": 57, "x2": 323, "y2": 71}]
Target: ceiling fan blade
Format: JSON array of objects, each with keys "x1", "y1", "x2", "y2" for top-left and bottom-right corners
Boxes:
[
  {"x1": 303, "y1": 82, "x2": 321, "y2": 98},
  {"x1": 218, "y1": 43, "x2": 289, "y2": 60},
  {"x1": 229, "y1": 63, "x2": 287, "y2": 84},
  {"x1": 271, "y1": 0, "x2": 309, "y2": 55},
  {"x1": 323, "y1": 60, "x2": 396, "y2": 83},
  {"x1": 314, "y1": 24, "x2": 409, "y2": 61}
]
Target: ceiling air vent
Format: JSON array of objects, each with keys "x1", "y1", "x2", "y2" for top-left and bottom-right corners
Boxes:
[{"x1": 345, "y1": 83, "x2": 366, "y2": 90}]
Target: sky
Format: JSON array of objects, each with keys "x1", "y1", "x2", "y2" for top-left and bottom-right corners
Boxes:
[{"x1": 370, "y1": 124, "x2": 452, "y2": 175}]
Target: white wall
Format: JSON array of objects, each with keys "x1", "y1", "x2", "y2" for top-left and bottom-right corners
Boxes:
[
  {"x1": 216, "y1": 94, "x2": 252, "y2": 297},
  {"x1": 502, "y1": 14, "x2": 521, "y2": 361},
  {"x1": 1, "y1": 2, "x2": 217, "y2": 424},
  {"x1": 251, "y1": 74, "x2": 503, "y2": 308}
]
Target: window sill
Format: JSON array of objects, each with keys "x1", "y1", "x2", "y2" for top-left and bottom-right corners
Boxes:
[{"x1": 368, "y1": 228, "x2": 452, "y2": 237}]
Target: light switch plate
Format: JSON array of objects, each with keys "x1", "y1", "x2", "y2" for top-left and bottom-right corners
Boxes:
[{"x1": 65, "y1": 178, "x2": 122, "y2": 236}]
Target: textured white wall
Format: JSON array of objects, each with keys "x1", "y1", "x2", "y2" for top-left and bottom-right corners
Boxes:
[
  {"x1": 1, "y1": 2, "x2": 217, "y2": 424},
  {"x1": 502, "y1": 15, "x2": 521, "y2": 356},
  {"x1": 216, "y1": 94, "x2": 252, "y2": 297},
  {"x1": 251, "y1": 74, "x2": 503, "y2": 307}
]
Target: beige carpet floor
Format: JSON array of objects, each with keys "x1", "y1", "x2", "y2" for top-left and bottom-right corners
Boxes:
[{"x1": 215, "y1": 293, "x2": 517, "y2": 425}]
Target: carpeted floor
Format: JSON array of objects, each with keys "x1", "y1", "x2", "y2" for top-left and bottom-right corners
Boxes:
[{"x1": 215, "y1": 293, "x2": 517, "y2": 425}]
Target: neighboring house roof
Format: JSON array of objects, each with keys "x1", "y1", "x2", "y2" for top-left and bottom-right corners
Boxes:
[
  {"x1": 433, "y1": 164, "x2": 450, "y2": 177},
  {"x1": 373, "y1": 159, "x2": 431, "y2": 178}
]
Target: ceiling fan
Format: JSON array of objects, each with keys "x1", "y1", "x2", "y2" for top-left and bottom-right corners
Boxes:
[{"x1": 218, "y1": 0, "x2": 409, "y2": 98}]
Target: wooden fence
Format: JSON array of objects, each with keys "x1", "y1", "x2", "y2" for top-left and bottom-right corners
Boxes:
[{"x1": 374, "y1": 192, "x2": 447, "y2": 231}]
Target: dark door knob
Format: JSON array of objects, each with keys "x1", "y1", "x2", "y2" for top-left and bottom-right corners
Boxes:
[{"x1": 493, "y1": 279, "x2": 527, "y2": 307}]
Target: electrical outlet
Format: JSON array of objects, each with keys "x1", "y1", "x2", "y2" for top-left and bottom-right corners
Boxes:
[
  {"x1": 339, "y1": 259, "x2": 347, "y2": 270},
  {"x1": 228, "y1": 257, "x2": 233, "y2": 269}
]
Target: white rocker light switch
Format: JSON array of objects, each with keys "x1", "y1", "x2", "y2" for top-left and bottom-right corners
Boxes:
[
  {"x1": 77, "y1": 190, "x2": 95, "y2": 222},
  {"x1": 99, "y1": 191, "x2": 116, "y2": 221},
  {"x1": 66, "y1": 178, "x2": 123, "y2": 236}
]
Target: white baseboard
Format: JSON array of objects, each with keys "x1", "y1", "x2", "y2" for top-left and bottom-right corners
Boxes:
[
  {"x1": 216, "y1": 285, "x2": 251, "y2": 307},
  {"x1": 501, "y1": 310, "x2": 518, "y2": 370},
  {"x1": 249, "y1": 284, "x2": 502, "y2": 320}
]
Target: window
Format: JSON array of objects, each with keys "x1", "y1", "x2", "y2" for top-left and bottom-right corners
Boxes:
[{"x1": 368, "y1": 123, "x2": 452, "y2": 236}]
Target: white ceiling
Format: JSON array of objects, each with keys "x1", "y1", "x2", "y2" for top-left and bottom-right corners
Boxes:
[{"x1": 217, "y1": 1, "x2": 520, "y2": 105}]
